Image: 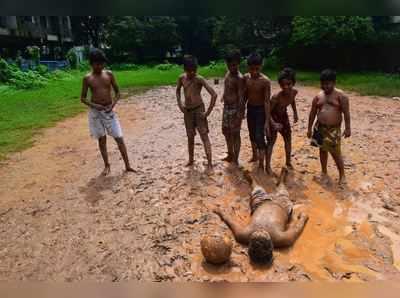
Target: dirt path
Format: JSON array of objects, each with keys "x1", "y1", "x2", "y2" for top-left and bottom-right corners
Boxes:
[{"x1": 0, "y1": 82, "x2": 399, "y2": 281}]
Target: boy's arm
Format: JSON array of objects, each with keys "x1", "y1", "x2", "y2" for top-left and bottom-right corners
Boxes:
[
  {"x1": 307, "y1": 96, "x2": 319, "y2": 138},
  {"x1": 264, "y1": 80, "x2": 272, "y2": 138},
  {"x1": 238, "y1": 77, "x2": 246, "y2": 119},
  {"x1": 109, "y1": 71, "x2": 121, "y2": 109},
  {"x1": 269, "y1": 96, "x2": 282, "y2": 131},
  {"x1": 341, "y1": 94, "x2": 351, "y2": 138},
  {"x1": 213, "y1": 208, "x2": 251, "y2": 244},
  {"x1": 291, "y1": 90, "x2": 299, "y2": 123},
  {"x1": 80, "y1": 77, "x2": 104, "y2": 110},
  {"x1": 176, "y1": 77, "x2": 185, "y2": 113},
  {"x1": 202, "y1": 78, "x2": 218, "y2": 117}
]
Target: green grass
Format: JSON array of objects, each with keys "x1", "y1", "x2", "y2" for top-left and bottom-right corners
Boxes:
[
  {"x1": 1, "y1": 62, "x2": 399, "y2": 160},
  {"x1": 0, "y1": 64, "x2": 226, "y2": 160}
]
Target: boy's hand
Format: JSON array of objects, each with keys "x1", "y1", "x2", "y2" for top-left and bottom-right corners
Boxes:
[
  {"x1": 105, "y1": 104, "x2": 114, "y2": 113},
  {"x1": 94, "y1": 104, "x2": 106, "y2": 111},
  {"x1": 343, "y1": 128, "x2": 351, "y2": 138},
  {"x1": 272, "y1": 122, "x2": 283, "y2": 132}
]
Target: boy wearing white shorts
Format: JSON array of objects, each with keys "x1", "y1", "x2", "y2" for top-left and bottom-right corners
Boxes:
[{"x1": 81, "y1": 48, "x2": 135, "y2": 176}]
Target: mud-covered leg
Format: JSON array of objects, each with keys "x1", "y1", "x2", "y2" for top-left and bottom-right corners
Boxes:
[
  {"x1": 330, "y1": 150, "x2": 346, "y2": 185},
  {"x1": 114, "y1": 137, "x2": 135, "y2": 172},
  {"x1": 200, "y1": 133, "x2": 213, "y2": 169},
  {"x1": 233, "y1": 131, "x2": 241, "y2": 165},
  {"x1": 319, "y1": 149, "x2": 328, "y2": 175},
  {"x1": 98, "y1": 136, "x2": 110, "y2": 176},
  {"x1": 223, "y1": 133, "x2": 234, "y2": 162},
  {"x1": 266, "y1": 132, "x2": 277, "y2": 175},
  {"x1": 283, "y1": 132, "x2": 293, "y2": 169},
  {"x1": 186, "y1": 135, "x2": 195, "y2": 166}
]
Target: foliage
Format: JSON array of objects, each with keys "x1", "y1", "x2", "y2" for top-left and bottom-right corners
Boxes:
[
  {"x1": 26, "y1": 46, "x2": 41, "y2": 64},
  {"x1": 66, "y1": 48, "x2": 79, "y2": 69},
  {"x1": 0, "y1": 58, "x2": 47, "y2": 89},
  {"x1": 290, "y1": 16, "x2": 375, "y2": 47},
  {"x1": 70, "y1": 16, "x2": 109, "y2": 47},
  {"x1": 155, "y1": 63, "x2": 176, "y2": 71},
  {"x1": 110, "y1": 63, "x2": 140, "y2": 71},
  {"x1": 106, "y1": 16, "x2": 180, "y2": 63}
]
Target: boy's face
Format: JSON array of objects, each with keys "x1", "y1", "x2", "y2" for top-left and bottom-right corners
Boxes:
[
  {"x1": 248, "y1": 64, "x2": 262, "y2": 78},
  {"x1": 184, "y1": 66, "x2": 197, "y2": 79},
  {"x1": 227, "y1": 61, "x2": 240, "y2": 75},
  {"x1": 91, "y1": 62, "x2": 105, "y2": 73},
  {"x1": 321, "y1": 80, "x2": 335, "y2": 94},
  {"x1": 279, "y1": 78, "x2": 294, "y2": 94}
]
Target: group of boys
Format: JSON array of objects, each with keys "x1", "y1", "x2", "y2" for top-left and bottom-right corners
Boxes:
[{"x1": 81, "y1": 49, "x2": 351, "y2": 186}]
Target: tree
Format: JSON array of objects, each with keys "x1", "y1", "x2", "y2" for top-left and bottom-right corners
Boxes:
[
  {"x1": 290, "y1": 16, "x2": 375, "y2": 47},
  {"x1": 70, "y1": 16, "x2": 109, "y2": 48},
  {"x1": 106, "y1": 16, "x2": 179, "y2": 62}
]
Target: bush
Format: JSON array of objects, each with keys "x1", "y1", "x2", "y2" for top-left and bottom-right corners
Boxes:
[
  {"x1": 155, "y1": 63, "x2": 175, "y2": 71},
  {"x1": 66, "y1": 48, "x2": 79, "y2": 69},
  {"x1": 110, "y1": 63, "x2": 140, "y2": 71},
  {"x1": 36, "y1": 64, "x2": 49, "y2": 76}
]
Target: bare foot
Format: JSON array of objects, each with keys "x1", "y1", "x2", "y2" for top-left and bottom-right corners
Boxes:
[
  {"x1": 125, "y1": 166, "x2": 137, "y2": 173},
  {"x1": 249, "y1": 156, "x2": 258, "y2": 163},
  {"x1": 338, "y1": 176, "x2": 347, "y2": 186},
  {"x1": 222, "y1": 155, "x2": 233, "y2": 162},
  {"x1": 101, "y1": 165, "x2": 111, "y2": 176},
  {"x1": 286, "y1": 163, "x2": 294, "y2": 170},
  {"x1": 185, "y1": 160, "x2": 194, "y2": 167}
]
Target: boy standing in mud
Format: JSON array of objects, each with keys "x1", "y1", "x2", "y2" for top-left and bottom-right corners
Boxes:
[
  {"x1": 176, "y1": 55, "x2": 218, "y2": 170},
  {"x1": 244, "y1": 53, "x2": 272, "y2": 171},
  {"x1": 221, "y1": 50, "x2": 245, "y2": 165},
  {"x1": 266, "y1": 68, "x2": 299, "y2": 175},
  {"x1": 307, "y1": 69, "x2": 351, "y2": 185},
  {"x1": 80, "y1": 49, "x2": 135, "y2": 176}
]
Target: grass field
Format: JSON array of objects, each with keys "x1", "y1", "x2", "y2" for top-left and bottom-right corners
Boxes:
[{"x1": 0, "y1": 62, "x2": 399, "y2": 159}]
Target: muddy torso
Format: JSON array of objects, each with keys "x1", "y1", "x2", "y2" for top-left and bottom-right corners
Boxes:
[
  {"x1": 222, "y1": 72, "x2": 243, "y2": 105},
  {"x1": 249, "y1": 202, "x2": 289, "y2": 241},
  {"x1": 181, "y1": 74, "x2": 205, "y2": 109},
  {"x1": 316, "y1": 89, "x2": 344, "y2": 126},
  {"x1": 245, "y1": 73, "x2": 271, "y2": 106},
  {"x1": 271, "y1": 89, "x2": 297, "y2": 117},
  {"x1": 86, "y1": 71, "x2": 113, "y2": 106}
]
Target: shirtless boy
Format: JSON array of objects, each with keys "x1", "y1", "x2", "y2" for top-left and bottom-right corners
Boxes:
[
  {"x1": 266, "y1": 68, "x2": 299, "y2": 175},
  {"x1": 214, "y1": 168, "x2": 308, "y2": 264},
  {"x1": 307, "y1": 69, "x2": 351, "y2": 185},
  {"x1": 80, "y1": 49, "x2": 134, "y2": 176},
  {"x1": 176, "y1": 55, "x2": 217, "y2": 169},
  {"x1": 244, "y1": 53, "x2": 272, "y2": 171},
  {"x1": 221, "y1": 50, "x2": 245, "y2": 165}
]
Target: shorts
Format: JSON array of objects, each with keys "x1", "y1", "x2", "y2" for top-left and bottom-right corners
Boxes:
[
  {"x1": 249, "y1": 185, "x2": 293, "y2": 216},
  {"x1": 88, "y1": 108, "x2": 123, "y2": 139},
  {"x1": 184, "y1": 104, "x2": 209, "y2": 137},
  {"x1": 271, "y1": 112, "x2": 291, "y2": 138},
  {"x1": 311, "y1": 122, "x2": 341, "y2": 154},
  {"x1": 247, "y1": 104, "x2": 266, "y2": 149},
  {"x1": 222, "y1": 104, "x2": 242, "y2": 135}
]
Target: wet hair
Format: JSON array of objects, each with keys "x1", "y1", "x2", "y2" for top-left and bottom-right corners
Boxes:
[
  {"x1": 248, "y1": 230, "x2": 273, "y2": 264},
  {"x1": 183, "y1": 55, "x2": 198, "y2": 70},
  {"x1": 89, "y1": 48, "x2": 107, "y2": 65},
  {"x1": 278, "y1": 67, "x2": 296, "y2": 85},
  {"x1": 246, "y1": 52, "x2": 263, "y2": 66},
  {"x1": 320, "y1": 69, "x2": 336, "y2": 82},
  {"x1": 225, "y1": 50, "x2": 241, "y2": 64}
]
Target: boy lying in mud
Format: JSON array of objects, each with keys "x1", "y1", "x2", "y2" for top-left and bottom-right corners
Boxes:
[
  {"x1": 307, "y1": 69, "x2": 351, "y2": 185},
  {"x1": 80, "y1": 49, "x2": 135, "y2": 176},
  {"x1": 176, "y1": 55, "x2": 218, "y2": 170},
  {"x1": 214, "y1": 168, "x2": 308, "y2": 264}
]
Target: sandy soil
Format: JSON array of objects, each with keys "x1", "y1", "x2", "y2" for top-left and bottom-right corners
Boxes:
[{"x1": 0, "y1": 82, "x2": 399, "y2": 281}]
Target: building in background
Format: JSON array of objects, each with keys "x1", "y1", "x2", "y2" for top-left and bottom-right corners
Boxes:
[{"x1": 0, "y1": 16, "x2": 74, "y2": 60}]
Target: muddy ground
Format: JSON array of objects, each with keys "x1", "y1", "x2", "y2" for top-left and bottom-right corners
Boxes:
[{"x1": 0, "y1": 82, "x2": 399, "y2": 281}]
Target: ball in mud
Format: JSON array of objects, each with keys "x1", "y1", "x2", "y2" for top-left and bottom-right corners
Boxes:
[{"x1": 200, "y1": 233, "x2": 232, "y2": 265}]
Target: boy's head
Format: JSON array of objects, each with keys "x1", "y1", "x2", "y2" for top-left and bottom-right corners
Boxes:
[
  {"x1": 247, "y1": 52, "x2": 263, "y2": 78},
  {"x1": 278, "y1": 68, "x2": 296, "y2": 94},
  {"x1": 89, "y1": 48, "x2": 107, "y2": 73},
  {"x1": 225, "y1": 50, "x2": 241, "y2": 75},
  {"x1": 248, "y1": 230, "x2": 273, "y2": 265},
  {"x1": 183, "y1": 55, "x2": 198, "y2": 79},
  {"x1": 320, "y1": 69, "x2": 336, "y2": 94}
]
